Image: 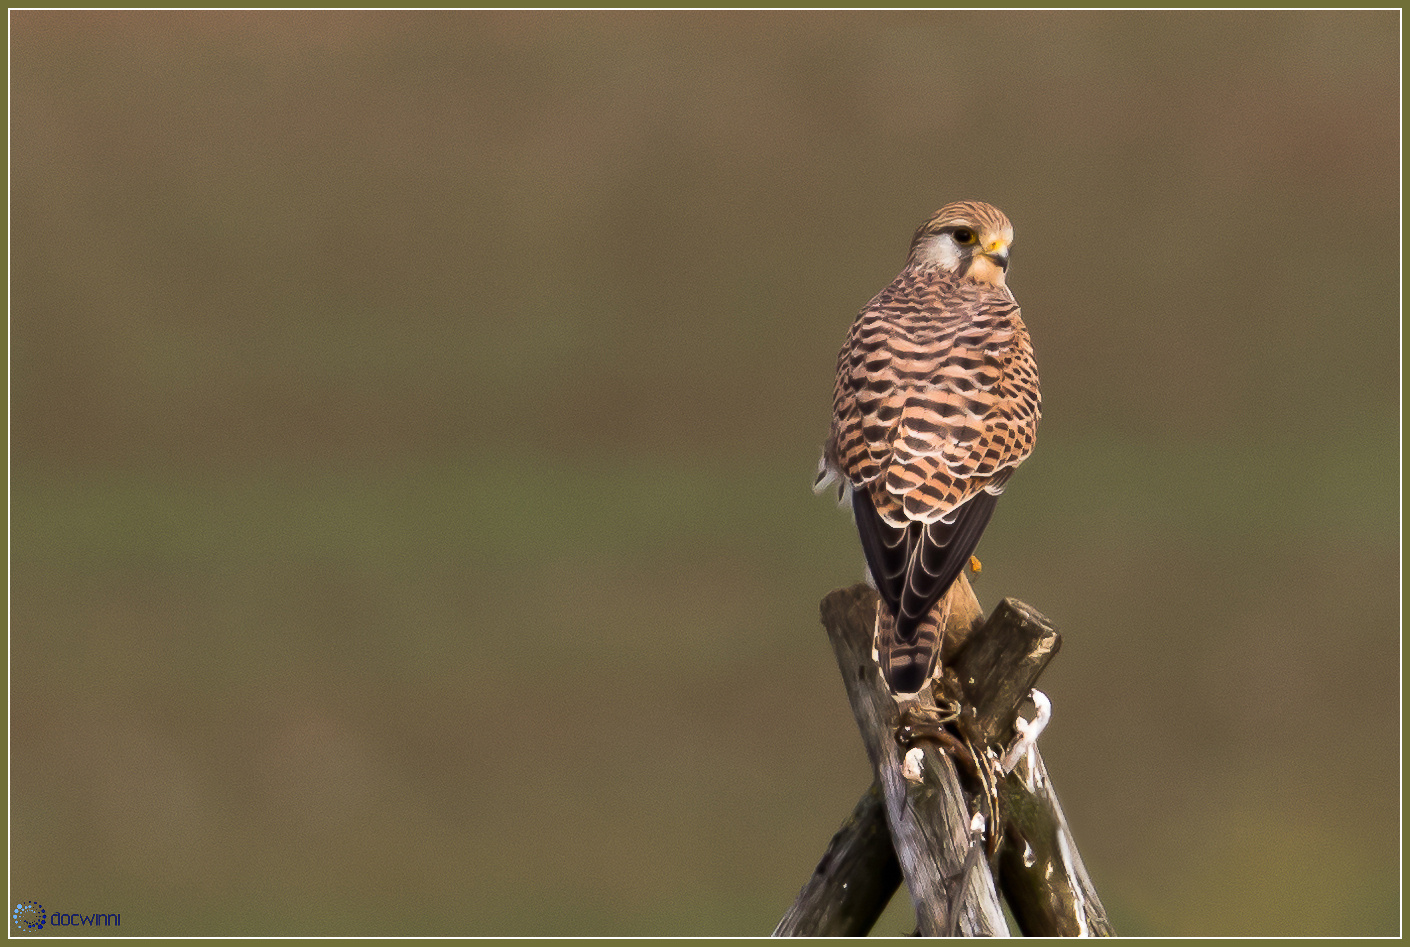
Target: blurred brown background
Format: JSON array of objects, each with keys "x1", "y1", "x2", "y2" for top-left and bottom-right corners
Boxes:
[{"x1": 10, "y1": 10, "x2": 1399, "y2": 936}]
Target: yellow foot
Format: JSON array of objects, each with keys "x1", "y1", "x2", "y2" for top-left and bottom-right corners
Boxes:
[{"x1": 968, "y1": 555, "x2": 982, "y2": 574}]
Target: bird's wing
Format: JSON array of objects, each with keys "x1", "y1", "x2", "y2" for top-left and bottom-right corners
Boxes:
[
  {"x1": 839, "y1": 288, "x2": 1040, "y2": 644},
  {"x1": 852, "y1": 484, "x2": 997, "y2": 634}
]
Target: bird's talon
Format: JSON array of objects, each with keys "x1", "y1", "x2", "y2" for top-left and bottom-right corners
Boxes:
[
  {"x1": 895, "y1": 701, "x2": 991, "y2": 786},
  {"x1": 968, "y1": 555, "x2": 982, "y2": 574},
  {"x1": 895, "y1": 700, "x2": 960, "y2": 746},
  {"x1": 899, "y1": 699, "x2": 961, "y2": 729}
]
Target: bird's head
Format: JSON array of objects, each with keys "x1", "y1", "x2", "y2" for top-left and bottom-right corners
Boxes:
[{"x1": 907, "y1": 201, "x2": 1014, "y2": 289}]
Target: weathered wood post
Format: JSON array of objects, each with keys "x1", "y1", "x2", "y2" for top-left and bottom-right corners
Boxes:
[{"x1": 774, "y1": 576, "x2": 1114, "y2": 937}]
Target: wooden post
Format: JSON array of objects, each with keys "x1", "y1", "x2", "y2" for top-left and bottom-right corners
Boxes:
[
  {"x1": 771, "y1": 781, "x2": 901, "y2": 936},
  {"x1": 776, "y1": 581, "x2": 1115, "y2": 937},
  {"x1": 818, "y1": 580, "x2": 1008, "y2": 936},
  {"x1": 948, "y1": 599, "x2": 1115, "y2": 936}
]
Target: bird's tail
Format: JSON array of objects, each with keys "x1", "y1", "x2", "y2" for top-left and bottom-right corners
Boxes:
[{"x1": 874, "y1": 596, "x2": 948, "y2": 695}]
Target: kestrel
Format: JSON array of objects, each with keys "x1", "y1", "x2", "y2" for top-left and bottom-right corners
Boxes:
[{"x1": 816, "y1": 201, "x2": 1041, "y2": 695}]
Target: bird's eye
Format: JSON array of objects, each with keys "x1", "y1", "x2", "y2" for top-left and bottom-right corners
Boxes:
[{"x1": 951, "y1": 228, "x2": 976, "y2": 245}]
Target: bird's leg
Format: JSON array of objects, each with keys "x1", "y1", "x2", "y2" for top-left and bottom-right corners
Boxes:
[
  {"x1": 895, "y1": 699, "x2": 993, "y2": 789},
  {"x1": 968, "y1": 555, "x2": 982, "y2": 574},
  {"x1": 895, "y1": 699, "x2": 965, "y2": 757}
]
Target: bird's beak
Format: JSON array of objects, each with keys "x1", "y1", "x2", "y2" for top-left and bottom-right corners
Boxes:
[{"x1": 983, "y1": 240, "x2": 1011, "y2": 272}]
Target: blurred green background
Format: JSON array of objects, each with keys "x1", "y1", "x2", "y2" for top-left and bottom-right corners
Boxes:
[{"x1": 10, "y1": 10, "x2": 1400, "y2": 937}]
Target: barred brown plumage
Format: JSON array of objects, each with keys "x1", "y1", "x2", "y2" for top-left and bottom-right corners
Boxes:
[{"x1": 815, "y1": 201, "x2": 1041, "y2": 695}]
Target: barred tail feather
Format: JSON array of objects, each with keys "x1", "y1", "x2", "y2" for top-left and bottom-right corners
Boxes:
[{"x1": 875, "y1": 598, "x2": 945, "y2": 695}]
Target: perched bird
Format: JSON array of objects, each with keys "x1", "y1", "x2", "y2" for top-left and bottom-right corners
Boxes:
[{"x1": 817, "y1": 201, "x2": 1041, "y2": 695}]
